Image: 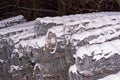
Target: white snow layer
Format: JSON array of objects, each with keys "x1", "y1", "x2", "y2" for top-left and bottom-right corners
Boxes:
[
  {"x1": 0, "y1": 59, "x2": 4, "y2": 63},
  {"x1": 0, "y1": 15, "x2": 26, "y2": 28},
  {"x1": 0, "y1": 21, "x2": 35, "y2": 35},
  {"x1": 46, "y1": 12, "x2": 120, "y2": 61},
  {"x1": 75, "y1": 40, "x2": 120, "y2": 61},
  {"x1": 98, "y1": 71, "x2": 120, "y2": 80},
  {"x1": 10, "y1": 65, "x2": 23, "y2": 72},
  {"x1": 19, "y1": 36, "x2": 46, "y2": 48},
  {"x1": 0, "y1": 12, "x2": 120, "y2": 57},
  {"x1": 1, "y1": 12, "x2": 120, "y2": 78},
  {"x1": 69, "y1": 64, "x2": 78, "y2": 74}
]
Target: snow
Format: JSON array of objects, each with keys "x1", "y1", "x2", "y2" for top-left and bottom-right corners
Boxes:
[
  {"x1": 19, "y1": 36, "x2": 46, "y2": 48},
  {"x1": 10, "y1": 65, "x2": 23, "y2": 72},
  {"x1": 0, "y1": 15, "x2": 26, "y2": 28},
  {"x1": 11, "y1": 32, "x2": 35, "y2": 43},
  {"x1": 67, "y1": 16, "x2": 120, "y2": 60},
  {"x1": 0, "y1": 12, "x2": 120, "y2": 60},
  {"x1": 61, "y1": 16, "x2": 72, "y2": 23},
  {"x1": 89, "y1": 35, "x2": 106, "y2": 44},
  {"x1": 47, "y1": 14, "x2": 120, "y2": 45},
  {"x1": 102, "y1": 16, "x2": 119, "y2": 25},
  {"x1": 69, "y1": 64, "x2": 78, "y2": 74},
  {"x1": 71, "y1": 32, "x2": 90, "y2": 41},
  {"x1": 75, "y1": 40, "x2": 120, "y2": 61},
  {"x1": 0, "y1": 59, "x2": 4, "y2": 63},
  {"x1": 40, "y1": 18, "x2": 53, "y2": 24},
  {"x1": 98, "y1": 71, "x2": 120, "y2": 80},
  {"x1": 18, "y1": 53, "x2": 24, "y2": 58},
  {"x1": 34, "y1": 63, "x2": 42, "y2": 70},
  {"x1": 79, "y1": 70, "x2": 93, "y2": 76},
  {"x1": 110, "y1": 40, "x2": 120, "y2": 52},
  {"x1": 47, "y1": 25, "x2": 64, "y2": 37},
  {"x1": 75, "y1": 46, "x2": 90, "y2": 59},
  {"x1": 36, "y1": 17, "x2": 56, "y2": 24},
  {"x1": 0, "y1": 21, "x2": 35, "y2": 35},
  {"x1": 64, "y1": 21, "x2": 80, "y2": 26},
  {"x1": 113, "y1": 25, "x2": 120, "y2": 30},
  {"x1": 11, "y1": 53, "x2": 16, "y2": 58},
  {"x1": 38, "y1": 12, "x2": 120, "y2": 60},
  {"x1": 92, "y1": 17, "x2": 104, "y2": 28},
  {"x1": 51, "y1": 17, "x2": 64, "y2": 24},
  {"x1": 0, "y1": 12, "x2": 120, "y2": 79}
]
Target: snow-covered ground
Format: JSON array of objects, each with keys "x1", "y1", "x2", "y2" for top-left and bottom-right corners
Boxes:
[
  {"x1": 0, "y1": 12, "x2": 120, "y2": 78},
  {"x1": 0, "y1": 12, "x2": 120, "y2": 57},
  {"x1": 98, "y1": 71, "x2": 120, "y2": 80},
  {"x1": 46, "y1": 12, "x2": 120, "y2": 61},
  {"x1": 0, "y1": 15, "x2": 26, "y2": 28}
]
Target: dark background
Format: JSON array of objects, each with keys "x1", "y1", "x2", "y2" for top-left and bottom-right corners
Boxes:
[{"x1": 0, "y1": 0, "x2": 120, "y2": 21}]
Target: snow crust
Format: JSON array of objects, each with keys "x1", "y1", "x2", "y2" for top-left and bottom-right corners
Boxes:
[
  {"x1": 19, "y1": 36, "x2": 46, "y2": 48},
  {"x1": 0, "y1": 59, "x2": 4, "y2": 63},
  {"x1": 75, "y1": 41, "x2": 120, "y2": 60},
  {"x1": 34, "y1": 63, "x2": 42, "y2": 70},
  {"x1": 69, "y1": 64, "x2": 78, "y2": 74},
  {"x1": 45, "y1": 12, "x2": 120, "y2": 60},
  {"x1": 98, "y1": 71, "x2": 120, "y2": 80},
  {"x1": 0, "y1": 15, "x2": 26, "y2": 28},
  {"x1": 1, "y1": 12, "x2": 120, "y2": 59},
  {"x1": 0, "y1": 21, "x2": 35, "y2": 35},
  {"x1": 0, "y1": 12, "x2": 120, "y2": 79},
  {"x1": 10, "y1": 65, "x2": 23, "y2": 72}
]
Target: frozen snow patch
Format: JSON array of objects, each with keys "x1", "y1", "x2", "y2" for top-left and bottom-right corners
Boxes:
[
  {"x1": 69, "y1": 64, "x2": 78, "y2": 74},
  {"x1": 98, "y1": 71, "x2": 120, "y2": 80}
]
